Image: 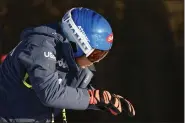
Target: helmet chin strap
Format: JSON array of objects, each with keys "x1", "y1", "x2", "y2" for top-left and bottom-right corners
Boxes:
[
  {"x1": 69, "y1": 41, "x2": 78, "y2": 53},
  {"x1": 68, "y1": 40, "x2": 85, "y2": 57},
  {"x1": 69, "y1": 41, "x2": 94, "y2": 58}
]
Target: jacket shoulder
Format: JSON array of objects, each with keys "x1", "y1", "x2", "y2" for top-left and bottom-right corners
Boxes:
[{"x1": 20, "y1": 23, "x2": 63, "y2": 48}]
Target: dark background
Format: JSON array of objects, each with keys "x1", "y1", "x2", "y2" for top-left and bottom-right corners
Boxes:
[{"x1": 0, "y1": 0, "x2": 184, "y2": 122}]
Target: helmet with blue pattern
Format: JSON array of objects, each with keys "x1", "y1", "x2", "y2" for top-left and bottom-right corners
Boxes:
[{"x1": 61, "y1": 7, "x2": 113, "y2": 62}]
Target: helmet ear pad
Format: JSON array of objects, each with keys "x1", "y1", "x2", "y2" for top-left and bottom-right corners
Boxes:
[
  {"x1": 61, "y1": 8, "x2": 94, "y2": 58},
  {"x1": 60, "y1": 21, "x2": 85, "y2": 58},
  {"x1": 71, "y1": 42, "x2": 84, "y2": 57}
]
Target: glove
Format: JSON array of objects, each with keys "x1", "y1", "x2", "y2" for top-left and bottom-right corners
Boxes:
[{"x1": 88, "y1": 90, "x2": 135, "y2": 116}]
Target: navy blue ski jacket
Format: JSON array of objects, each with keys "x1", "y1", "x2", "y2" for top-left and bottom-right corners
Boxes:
[{"x1": 0, "y1": 23, "x2": 94, "y2": 119}]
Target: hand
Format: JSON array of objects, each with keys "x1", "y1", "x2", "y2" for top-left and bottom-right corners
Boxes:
[{"x1": 88, "y1": 90, "x2": 135, "y2": 116}]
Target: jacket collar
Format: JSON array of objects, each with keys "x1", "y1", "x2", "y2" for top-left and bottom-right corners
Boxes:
[{"x1": 54, "y1": 23, "x2": 80, "y2": 73}]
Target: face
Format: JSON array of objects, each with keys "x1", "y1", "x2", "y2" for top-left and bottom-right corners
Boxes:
[
  {"x1": 75, "y1": 56, "x2": 94, "y2": 68},
  {"x1": 75, "y1": 50, "x2": 108, "y2": 68}
]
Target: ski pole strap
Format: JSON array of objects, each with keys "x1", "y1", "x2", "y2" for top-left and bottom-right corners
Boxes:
[
  {"x1": 51, "y1": 113, "x2": 54, "y2": 123},
  {"x1": 23, "y1": 73, "x2": 32, "y2": 88},
  {"x1": 62, "y1": 109, "x2": 67, "y2": 123},
  {"x1": 23, "y1": 73, "x2": 67, "y2": 123}
]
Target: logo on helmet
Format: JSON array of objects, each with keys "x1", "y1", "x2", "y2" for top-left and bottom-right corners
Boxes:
[
  {"x1": 106, "y1": 33, "x2": 113, "y2": 43},
  {"x1": 78, "y1": 26, "x2": 90, "y2": 43}
]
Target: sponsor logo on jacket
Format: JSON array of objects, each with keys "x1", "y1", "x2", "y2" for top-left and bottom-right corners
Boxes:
[
  {"x1": 44, "y1": 52, "x2": 68, "y2": 68},
  {"x1": 57, "y1": 59, "x2": 67, "y2": 68},
  {"x1": 44, "y1": 52, "x2": 56, "y2": 60}
]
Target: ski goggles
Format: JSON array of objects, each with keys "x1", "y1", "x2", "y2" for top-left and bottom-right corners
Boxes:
[
  {"x1": 87, "y1": 49, "x2": 109, "y2": 63},
  {"x1": 70, "y1": 41, "x2": 109, "y2": 63}
]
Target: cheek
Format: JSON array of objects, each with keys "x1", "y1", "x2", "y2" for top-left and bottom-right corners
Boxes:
[
  {"x1": 81, "y1": 60, "x2": 92, "y2": 66},
  {"x1": 76, "y1": 57, "x2": 93, "y2": 66}
]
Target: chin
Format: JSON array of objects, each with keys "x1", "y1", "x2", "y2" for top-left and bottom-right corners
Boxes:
[{"x1": 81, "y1": 66, "x2": 86, "y2": 69}]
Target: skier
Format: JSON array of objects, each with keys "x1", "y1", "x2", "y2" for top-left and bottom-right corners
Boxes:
[{"x1": 0, "y1": 7, "x2": 135, "y2": 122}]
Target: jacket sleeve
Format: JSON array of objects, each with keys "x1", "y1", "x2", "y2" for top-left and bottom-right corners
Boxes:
[{"x1": 18, "y1": 41, "x2": 90, "y2": 110}]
